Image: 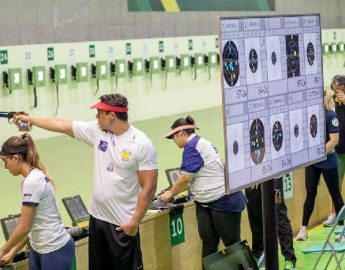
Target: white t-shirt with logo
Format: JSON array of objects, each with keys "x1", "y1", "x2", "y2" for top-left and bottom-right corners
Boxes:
[
  {"x1": 72, "y1": 121, "x2": 158, "y2": 226},
  {"x1": 22, "y1": 169, "x2": 70, "y2": 254},
  {"x1": 180, "y1": 134, "x2": 225, "y2": 203}
]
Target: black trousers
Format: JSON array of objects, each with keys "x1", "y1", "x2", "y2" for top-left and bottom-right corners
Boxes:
[
  {"x1": 89, "y1": 215, "x2": 143, "y2": 270},
  {"x1": 303, "y1": 165, "x2": 344, "y2": 226},
  {"x1": 195, "y1": 203, "x2": 242, "y2": 258},
  {"x1": 245, "y1": 177, "x2": 296, "y2": 264}
]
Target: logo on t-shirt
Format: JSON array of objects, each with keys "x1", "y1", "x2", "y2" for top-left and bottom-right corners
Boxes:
[
  {"x1": 98, "y1": 140, "x2": 108, "y2": 152},
  {"x1": 332, "y1": 118, "x2": 339, "y2": 127},
  {"x1": 121, "y1": 150, "x2": 132, "y2": 161},
  {"x1": 22, "y1": 193, "x2": 32, "y2": 201}
]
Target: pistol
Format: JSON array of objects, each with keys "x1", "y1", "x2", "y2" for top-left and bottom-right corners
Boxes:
[{"x1": 0, "y1": 111, "x2": 32, "y2": 131}]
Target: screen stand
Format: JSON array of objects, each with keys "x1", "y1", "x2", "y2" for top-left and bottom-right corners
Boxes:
[{"x1": 262, "y1": 179, "x2": 279, "y2": 270}]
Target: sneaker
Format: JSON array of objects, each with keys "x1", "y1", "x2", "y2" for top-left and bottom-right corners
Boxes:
[
  {"x1": 323, "y1": 213, "x2": 336, "y2": 227},
  {"x1": 335, "y1": 235, "x2": 345, "y2": 242},
  {"x1": 295, "y1": 226, "x2": 308, "y2": 241},
  {"x1": 284, "y1": 260, "x2": 296, "y2": 270}
]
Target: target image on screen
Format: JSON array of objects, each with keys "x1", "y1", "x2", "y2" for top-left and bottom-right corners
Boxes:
[
  {"x1": 222, "y1": 40, "x2": 240, "y2": 87},
  {"x1": 304, "y1": 33, "x2": 318, "y2": 75},
  {"x1": 266, "y1": 36, "x2": 282, "y2": 81},
  {"x1": 272, "y1": 121, "x2": 283, "y2": 151},
  {"x1": 307, "y1": 105, "x2": 321, "y2": 148},
  {"x1": 286, "y1": 34, "x2": 300, "y2": 78},
  {"x1": 271, "y1": 52, "x2": 277, "y2": 65},
  {"x1": 227, "y1": 123, "x2": 245, "y2": 173},
  {"x1": 306, "y1": 42, "x2": 315, "y2": 66},
  {"x1": 289, "y1": 109, "x2": 304, "y2": 154},
  {"x1": 250, "y1": 118, "x2": 265, "y2": 165},
  {"x1": 310, "y1": 114, "x2": 318, "y2": 138},
  {"x1": 249, "y1": 49, "x2": 258, "y2": 73},
  {"x1": 233, "y1": 140, "x2": 239, "y2": 154},
  {"x1": 245, "y1": 37, "x2": 263, "y2": 84},
  {"x1": 219, "y1": 14, "x2": 325, "y2": 192},
  {"x1": 294, "y1": 124, "x2": 299, "y2": 137},
  {"x1": 270, "y1": 113, "x2": 286, "y2": 160}
]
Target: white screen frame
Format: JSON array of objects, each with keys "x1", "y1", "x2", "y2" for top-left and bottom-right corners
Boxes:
[{"x1": 218, "y1": 14, "x2": 326, "y2": 192}]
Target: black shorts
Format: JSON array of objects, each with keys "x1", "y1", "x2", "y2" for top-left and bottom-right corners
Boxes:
[{"x1": 89, "y1": 215, "x2": 143, "y2": 270}]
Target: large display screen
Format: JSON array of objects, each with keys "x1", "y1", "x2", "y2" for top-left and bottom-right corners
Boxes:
[{"x1": 219, "y1": 14, "x2": 326, "y2": 192}]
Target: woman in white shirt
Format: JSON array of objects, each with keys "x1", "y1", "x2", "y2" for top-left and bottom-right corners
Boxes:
[{"x1": 0, "y1": 133, "x2": 75, "y2": 270}]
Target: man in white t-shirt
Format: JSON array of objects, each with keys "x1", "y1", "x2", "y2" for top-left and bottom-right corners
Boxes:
[{"x1": 15, "y1": 94, "x2": 158, "y2": 270}]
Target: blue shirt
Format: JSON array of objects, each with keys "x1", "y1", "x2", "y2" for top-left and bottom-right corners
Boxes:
[{"x1": 313, "y1": 109, "x2": 339, "y2": 169}]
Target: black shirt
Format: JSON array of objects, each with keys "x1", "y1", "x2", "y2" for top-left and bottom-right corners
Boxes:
[{"x1": 335, "y1": 103, "x2": 345, "y2": 154}]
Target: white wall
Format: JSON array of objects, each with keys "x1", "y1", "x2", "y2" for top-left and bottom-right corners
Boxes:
[
  {"x1": 1, "y1": 0, "x2": 345, "y2": 46},
  {"x1": 321, "y1": 29, "x2": 345, "y2": 84},
  {"x1": 0, "y1": 35, "x2": 221, "y2": 141},
  {"x1": 1, "y1": 29, "x2": 345, "y2": 143}
]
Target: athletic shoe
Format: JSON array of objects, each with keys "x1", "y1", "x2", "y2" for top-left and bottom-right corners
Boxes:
[
  {"x1": 335, "y1": 233, "x2": 345, "y2": 242},
  {"x1": 323, "y1": 213, "x2": 336, "y2": 227},
  {"x1": 295, "y1": 226, "x2": 308, "y2": 241},
  {"x1": 284, "y1": 260, "x2": 296, "y2": 270}
]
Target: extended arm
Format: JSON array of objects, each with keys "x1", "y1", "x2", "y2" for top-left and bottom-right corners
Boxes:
[{"x1": 14, "y1": 115, "x2": 74, "y2": 137}]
